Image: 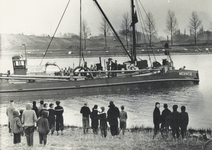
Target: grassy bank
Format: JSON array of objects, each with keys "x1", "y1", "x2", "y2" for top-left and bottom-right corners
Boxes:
[{"x1": 0, "y1": 125, "x2": 211, "y2": 150}]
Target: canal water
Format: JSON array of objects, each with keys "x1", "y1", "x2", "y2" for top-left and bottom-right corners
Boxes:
[{"x1": 0, "y1": 54, "x2": 212, "y2": 129}]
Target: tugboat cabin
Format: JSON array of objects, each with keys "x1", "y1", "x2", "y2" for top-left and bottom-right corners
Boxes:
[{"x1": 12, "y1": 55, "x2": 27, "y2": 75}]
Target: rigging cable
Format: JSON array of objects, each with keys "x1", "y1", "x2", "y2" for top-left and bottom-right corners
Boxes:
[
  {"x1": 93, "y1": 1, "x2": 132, "y2": 60},
  {"x1": 40, "y1": 0, "x2": 71, "y2": 65},
  {"x1": 135, "y1": 0, "x2": 153, "y2": 66},
  {"x1": 79, "y1": 0, "x2": 86, "y2": 66},
  {"x1": 136, "y1": 0, "x2": 157, "y2": 62},
  {"x1": 138, "y1": 0, "x2": 164, "y2": 48}
]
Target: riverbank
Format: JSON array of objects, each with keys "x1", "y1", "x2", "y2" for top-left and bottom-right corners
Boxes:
[{"x1": 0, "y1": 125, "x2": 211, "y2": 150}]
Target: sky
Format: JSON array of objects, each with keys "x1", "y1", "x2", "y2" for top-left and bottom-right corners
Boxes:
[{"x1": 0, "y1": 0, "x2": 212, "y2": 38}]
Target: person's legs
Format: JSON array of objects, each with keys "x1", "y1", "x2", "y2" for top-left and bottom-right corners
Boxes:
[
  {"x1": 15, "y1": 133, "x2": 21, "y2": 144},
  {"x1": 153, "y1": 123, "x2": 159, "y2": 139},
  {"x1": 60, "y1": 117, "x2": 64, "y2": 135},
  {"x1": 82, "y1": 118, "x2": 86, "y2": 134},
  {"x1": 172, "y1": 128, "x2": 176, "y2": 139},
  {"x1": 181, "y1": 127, "x2": 187, "y2": 139},
  {"x1": 29, "y1": 126, "x2": 34, "y2": 146},
  {"x1": 13, "y1": 133, "x2": 17, "y2": 144},
  {"x1": 24, "y1": 127, "x2": 30, "y2": 146},
  {"x1": 115, "y1": 124, "x2": 119, "y2": 135},
  {"x1": 39, "y1": 132, "x2": 43, "y2": 144},
  {"x1": 8, "y1": 122, "x2": 12, "y2": 133},
  {"x1": 104, "y1": 127, "x2": 107, "y2": 137},
  {"x1": 121, "y1": 121, "x2": 126, "y2": 135},
  {"x1": 110, "y1": 125, "x2": 116, "y2": 136},
  {"x1": 85, "y1": 117, "x2": 89, "y2": 134},
  {"x1": 176, "y1": 127, "x2": 180, "y2": 139},
  {"x1": 43, "y1": 133, "x2": 47, "y2": 145}
]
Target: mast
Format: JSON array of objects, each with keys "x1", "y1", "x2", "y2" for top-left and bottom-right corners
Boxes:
[
  {"x1": 131, "y1": 0, "x2": 137, "y2": 63},
  {"x1": 79, "y1": 0, "x2": 82, "y2": 66},
  {"x1": 93, "y1": 0, "x2": 133, "y2": 62}
]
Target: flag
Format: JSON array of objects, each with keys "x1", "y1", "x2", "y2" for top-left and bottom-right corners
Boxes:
[{"x1": 131, "y1": 11, "x2": 138, "y2": 26}]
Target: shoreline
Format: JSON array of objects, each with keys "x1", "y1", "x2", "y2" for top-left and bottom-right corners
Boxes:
[
  {"x1": 0, "y1": 125, "x2": 211, "y2": 150},
  {"x1": 0, "y1": 52, "x2": 211, "y2": 59}
]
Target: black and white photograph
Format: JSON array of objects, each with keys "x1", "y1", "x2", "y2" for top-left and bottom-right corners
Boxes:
[{"x1": 0, "y1": 0, "x2": 212, "y2": 149}]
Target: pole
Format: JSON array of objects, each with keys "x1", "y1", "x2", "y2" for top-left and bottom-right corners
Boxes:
[
  {"x1": 131, "y1": 0, "x2": 136, "y2": 63},
  {"x1": 79, "y1": 0, "x2": 82, "y2": 66}
]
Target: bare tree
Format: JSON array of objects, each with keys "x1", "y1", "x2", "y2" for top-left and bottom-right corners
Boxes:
[
  {"x1": 99, "y1": 17, "x2": 110, "y2": 48},
  {"x1": 144, "y1": 12, "x2": 156, "y2": 47},
  {"x1": 120, "y1": 12, "x2": 131, "y2": 48},
  {"x1": 189, "y1": 11, "x2": 202, "y2": 45},
  {"x1": 82, "y1": 19, "x2": 90, "y2": 50},
  {"x1": 166, "y1": 10, "x2": 178, "y2": 46}
]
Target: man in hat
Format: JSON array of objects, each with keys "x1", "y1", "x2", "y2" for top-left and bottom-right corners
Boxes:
[
  {"x1": 6, "y1": 100, "x2": 15, "y2": 134},
  {"x1": 80, "y1": 102, "x2": 91, "y2": 134},
  {"x1": 107, "y1": 101, "x2": 120, "y2": 136}
]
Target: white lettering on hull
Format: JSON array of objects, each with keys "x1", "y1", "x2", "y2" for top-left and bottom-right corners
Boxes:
[{"x1": 179, "y1": 72, "x2": 193, "y2": 76}]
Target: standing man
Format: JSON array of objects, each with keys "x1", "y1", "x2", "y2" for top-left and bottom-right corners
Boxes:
[
  {"x1": 6, "y1": 100, "x2": 15, "y2": 134},
  {"x1": 90, "y1": 105, "x2": 99, "y2": 134},
  {"x1": 179, "y1": 106, "x2": 189, "y2": 140},
  {"x1": 107, "y1": 101, "x2": 120, "y2": 136},
  {"x1": 37, "y1": 100, "x2": 44, "y2": 117},
  {"x1": 55, "y1": 101, "x2": 64, "y2": 135},
  {"x1": 32, "y1": 101, "x2": 38, "y2": 119},
  {"x1": 153, "y1": 102, "x2": 161, "y2": 139},
  {"x1": 161, "y1": 104, "x2": 171, "y2": 137},
  {"x1": 80, "y1": 103, "x2": 91, "y2": 134},
  {"x1": 170, "y1": 105, "x2": 180, "y2": 140},
  {"x1": 48, "y1": 103, "x2": 56, "y2": 135},
  {"x1": 120, "y1": 105, "x2": 127, "y2": 135},
  {"x1": 98, "y1": 107, "x2": 107, "y2": 137}
]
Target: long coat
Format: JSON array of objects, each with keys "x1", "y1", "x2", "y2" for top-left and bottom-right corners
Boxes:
[
  {"x1": 11, "y1": 111, "x2": 23, "y2": 133},
  {"x1": 153, "y1": 107, "x2": 161, "y2": 125},
  {"x1": 107, "y1": 105, "x2": 120, "y2": 126},
  {"x1": 6, "y1": 105, "x2": 15, "y2": 128}
]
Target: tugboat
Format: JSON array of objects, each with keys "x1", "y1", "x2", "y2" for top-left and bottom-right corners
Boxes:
[{"x1": 0, "y1": 0, "x2": 199, "y2": 101}]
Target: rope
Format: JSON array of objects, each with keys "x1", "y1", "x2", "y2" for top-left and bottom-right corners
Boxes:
[
  {"x1": 136, "y1": 0, "x2": 157, "y2": 62},
  {"x1": 93, "y1": 1, "x2": 131, "y2": 59},
  {"x1": 136, "y1": 1, "x2": 156, "y2": 66},
  {"x1": 138, "y1": 0, "x2": 164, "y2": 48},
  {"x1": 135, "y1": 0, "x2": 153, "y2": 66},
  {"x1": 40, "y1": 0, "x2": 71, "y2": 65}
]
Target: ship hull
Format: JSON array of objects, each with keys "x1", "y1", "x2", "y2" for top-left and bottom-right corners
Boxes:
[{"x1": 0, "y1": 70, "x2": 199, "y2": 101}]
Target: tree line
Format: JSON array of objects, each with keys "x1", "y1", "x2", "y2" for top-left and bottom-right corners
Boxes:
[{"x1": 60, "y1": 10, "x2": 212, "y2": 49}]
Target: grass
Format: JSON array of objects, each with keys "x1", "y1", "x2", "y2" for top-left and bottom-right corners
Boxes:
[{"x1": 0, "y1": 125, "x2": 211, "y2": 150}]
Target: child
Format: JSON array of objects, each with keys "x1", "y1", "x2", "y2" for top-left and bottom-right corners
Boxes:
[
  {"x1": 37, "y1": 111, "x2": 49, "y2": 146},
  {"x1": 11, "y1": 110, "x2": 23, "y2": 144},
  {"x1": 98, "y1": 107, "x2": 107, "y2": 137},
  {"x1": 120, "y1": 106, "x2": 128, "y2": 135}
]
